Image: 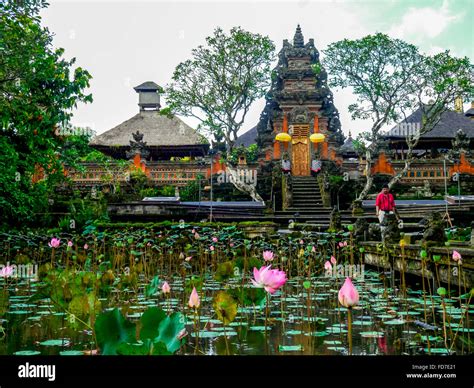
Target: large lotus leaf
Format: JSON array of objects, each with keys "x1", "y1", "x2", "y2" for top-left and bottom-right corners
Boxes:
[
  {"x1": 145, "y1": 275, "x2": 160, "y2": 297},
  {"x1": 156, "y1": 312, "x2": 185, "y2": 353},
  {"x1": 213, "y1": 291, "x2": 237, "y2": 325},
  {"x1": 139, "y1": 307, "x2": 166, "y2": 341},
  {"x1": 95, "y1": 308, "x2": 136, "y2": 355}
]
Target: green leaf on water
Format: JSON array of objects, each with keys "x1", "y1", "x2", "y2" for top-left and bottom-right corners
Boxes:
[
  {"x1": 59, "y1": 350, "x2": 84, "y2": 356},
  {"x1": 139, "y1": 307, "x2": 166, "y2": 341},
  {"x1": 145, "y1": 275, "x2": 160, "y2": 298},
  {"x1": 156, "y1": 312, "x2": 186, "y2": 353},
  {"x1": 95, "y1": 308, "x2": 136, "y2": 355},
  {"x1": 279, "y1": 345, "x2": 302, "y2": 352},
  {"x1": 40, "y1": 339, "x2": 70, "y2": 346},
  {"x1": 14, "y1": 350, "x2": 41, "y2": 355},
  {"x1": 437, "y1": 287, "x2": 447, "y2": 297}
]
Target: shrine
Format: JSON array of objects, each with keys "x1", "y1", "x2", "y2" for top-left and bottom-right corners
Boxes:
[{"x1": 255, "y1": 25, "x2": 344, "y2": 176}]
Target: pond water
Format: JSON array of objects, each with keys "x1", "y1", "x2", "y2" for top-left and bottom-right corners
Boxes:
[
  {"x1": 0, "y1": 270, "x2": 472, "y2": 356},
  {"x1": 0, "y1": 227, "x2": 472, "y2": 356}
]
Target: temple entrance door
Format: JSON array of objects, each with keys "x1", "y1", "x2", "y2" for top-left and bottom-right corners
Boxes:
[
  {"x1": 291, "y1": 138, "x2": 310, "y2": 176},
  {"x1": 291, "y1": 124, "x2": 310, "y2": 176}
]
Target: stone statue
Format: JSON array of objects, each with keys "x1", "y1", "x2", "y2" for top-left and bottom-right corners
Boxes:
[
  {"x1": 421, "y1": 211, "x2": 446, "y2": 245},
  {"x1": 126, "y1": 130, "x2": 150, "y2": 160},
  {"x1": 328, "y1": 206, "x2": 341, "y2": 232}
]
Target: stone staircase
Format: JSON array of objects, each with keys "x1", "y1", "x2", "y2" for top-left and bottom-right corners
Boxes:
[{"x1": 274, "y1": 176, "x2": 333, "y2": 225}]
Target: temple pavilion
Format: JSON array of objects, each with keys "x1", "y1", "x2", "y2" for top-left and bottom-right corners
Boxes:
[{"x1": 89, "y1": 82, "x2": 209, "y2": 160}]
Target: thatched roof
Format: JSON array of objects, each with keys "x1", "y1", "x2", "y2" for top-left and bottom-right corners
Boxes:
[
  {"x1": 387, "y1": 107, "x2": 474, "y2": 139},
  {"x1": 90, "y1": 111, "x2": 207, "y2": 147}
]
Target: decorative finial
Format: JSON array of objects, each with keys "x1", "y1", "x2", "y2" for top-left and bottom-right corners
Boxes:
[
  {"x1": 348, "y1": 130, "x2": 352, "y2": 139},
  {"x1": 293, "y1": 24, "x2": 304, "y2": 48}
]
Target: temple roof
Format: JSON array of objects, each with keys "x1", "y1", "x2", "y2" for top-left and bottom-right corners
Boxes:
[
  {"x1": 293, "y1": 24, "x2": 304, "y2": 48},
  {"x1": 340, "y1": 132, "x2": 357, "y2": 154},
  {"x1": 386, "y1": 107, "x2": 474, "y2": 139},
  {"x1": 236, "y1": 126, "x2": 258, "y2": 147},
  {"x1": 133, "y1": 81, "x2": 161, "y2": 92},
  {"x1": 90, "y1": 111, "x2": 208, "y2": 148}
]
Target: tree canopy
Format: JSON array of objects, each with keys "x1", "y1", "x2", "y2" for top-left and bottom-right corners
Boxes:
[
  {"x1": 323, "y1": 33, "x2": 473, "y2": 199},
  {"x1": 0, "y1": 0, "x2": 93, "y2": 226},
  {"x1": 166, "y1": 27, "x2": 275, "y2": 154}
]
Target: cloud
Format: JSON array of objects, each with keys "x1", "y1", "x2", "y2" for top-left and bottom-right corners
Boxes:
[{"x1": 388, "y1": 0, "x2": 462, "y2": 40}]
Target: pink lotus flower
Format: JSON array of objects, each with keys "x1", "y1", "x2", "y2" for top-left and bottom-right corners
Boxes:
[
  {"x1": 188, "y1": 287, "x2": 200, "y2": 308},
  {"x1": 147, "y1": 242, "x2": 152, "y2": 247},
  {"x1": 230, "y1": 243, "x2": 234, "y2": 248},
  {"x1": 311, "y1": 246, "x2": 316, "y2": 253},
  {"x1": 209, "y1": 245, "x2": 214, "y2": 251},
  {"x1": 338, "y1": 242, "x2": 344, "y2": 248},
  {"x1": 330, "y1": 256, "x2": 337, "y2": 265},
  {"x1": 67, "y1": 241, "x2": 73, "y2": 247},
  {"x1": 343, "y1": 241, "x2": 348, "y2": 247},
  {"x1": 324, "y1": 261, "x2": 332, "y2": 272},
  {"x1": 338, "y1": 277, "x2": 360, "y2": 308},
  {"x1": 162, "y1": 281, "x2": 171, "y2": 294},
  {"x1": 0, "y1": 266, "x2": 14, "y2": 278},
  {"x1": 212, "y1": 237, "x2": 218, "y2": 243},
  {"x1": 452, "y1": 250, "x2": 462, "y2": 264},
  {"x1": 84, "y1": 244, "x2": 89, "y2": 250},
  {"x1": 299, "y1": 239, "x2": 304, "y2": 244},
  {"x1": 263, "y1": 250, "x2": 274, "y2": 262},
  {"x1": 194, "y1": 233, "x2": 200, "y2": 239},
  {"x1": 185, "y1": 256, "x2": 192, "y2": 262},
  {"x1": 48, "y1": 238, "x2": 60, "y2": 248},
  {"x1": 158, "y1": 234, "x2": 162, "y2": 238},
  {"x1": 251, "y1": 265, "x2": 287, "y2": 294},
  {"x1": 191, "y1": 229, "x2": 196, "y2": 234}
]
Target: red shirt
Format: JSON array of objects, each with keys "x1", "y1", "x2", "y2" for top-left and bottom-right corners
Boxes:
[{"x1": 376, "y1": 192, "x2": 395, "y2": 211}]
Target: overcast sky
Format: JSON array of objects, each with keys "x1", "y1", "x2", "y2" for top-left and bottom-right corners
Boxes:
[{"x1": 40, "y1": 0, "x2": 474, "y2": 138}]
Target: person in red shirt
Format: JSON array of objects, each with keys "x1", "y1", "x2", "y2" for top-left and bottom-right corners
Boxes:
[{"x1": 375, "y1": 184, "x2": 396, "y2": 226}]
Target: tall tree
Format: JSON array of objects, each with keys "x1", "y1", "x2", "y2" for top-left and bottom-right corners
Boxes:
[
  {"x1": 166, "y1": 26, "x2": 275, "y2": 155},
  {"x1": 323, "y1": 33, "x2": 473, "y2": 200},
  {"x1": 0, "y1": 0, "x2": 92, "y2": 226}
]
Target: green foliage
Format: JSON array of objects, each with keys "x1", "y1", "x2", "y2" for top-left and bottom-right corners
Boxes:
[
  {"x1": 214, "y1": 261, "x2": 235, "y2": 281},
  {"x1": 95, "y1": 308, "x2": 137, "y2": 355},
  {"x1": 323, "y1": 33, "x2": 473, "y2": 199},
  {"x1": 179, "y1": 176, "x2": 204, "y2": 202},
  {"x1": 227, "y1": 144, "x2": 259, "y2": 165},
  {"x1": 166, "y1": 26, "x2": 275, "y2": 153},
  {"x1": 0, "y1": 1, "x2": 92, "y2": 227},
  {"x1": 95, "y1": 307, "x2": 185, "y2": 355}
]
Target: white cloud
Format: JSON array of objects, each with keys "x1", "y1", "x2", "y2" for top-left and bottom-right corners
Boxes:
[{"x1": 388, "y1": 0, "x2": 461, "y2": 40}]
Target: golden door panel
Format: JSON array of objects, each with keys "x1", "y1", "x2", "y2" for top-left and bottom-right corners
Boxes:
[{"x1": 291, "y1": 139, "x2": 310, "y2": 176}]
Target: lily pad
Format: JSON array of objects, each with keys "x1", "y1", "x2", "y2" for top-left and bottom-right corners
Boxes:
[
  {"x1": 279, "y1": 345, "x2": 303, "y2": 352},
  {"x1": 40, "y1": 339, "x2": 70, "y2": 346},
  {"x1": 59, "y1": 350, "x2": 84, "y2": 356},
  {"x1": 14, "y1": 350, "x2": 41, "y2": 355}
]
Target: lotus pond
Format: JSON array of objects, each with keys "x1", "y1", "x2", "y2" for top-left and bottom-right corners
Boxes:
[{"x1": 0, "y1": 224, "x2": 472, "y2": 356}]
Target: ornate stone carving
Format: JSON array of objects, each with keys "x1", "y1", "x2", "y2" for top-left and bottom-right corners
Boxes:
[{"x1": 126, "y1": 130, "x2": 150, "y2": 160}]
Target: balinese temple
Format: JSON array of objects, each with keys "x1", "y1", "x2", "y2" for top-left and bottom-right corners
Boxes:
[
  {"x1": 68, "y1": 82, "x2": 210, "y2": 187},
  {"x1": 239, "y1": 25, "x2": 344, "y2": 177},
  {"x1": 90, "y1": 82, "x2": 209, "y2": 160},
  {"x1": 368, "y1": 102, "x2": 474, "y2": 184}
]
